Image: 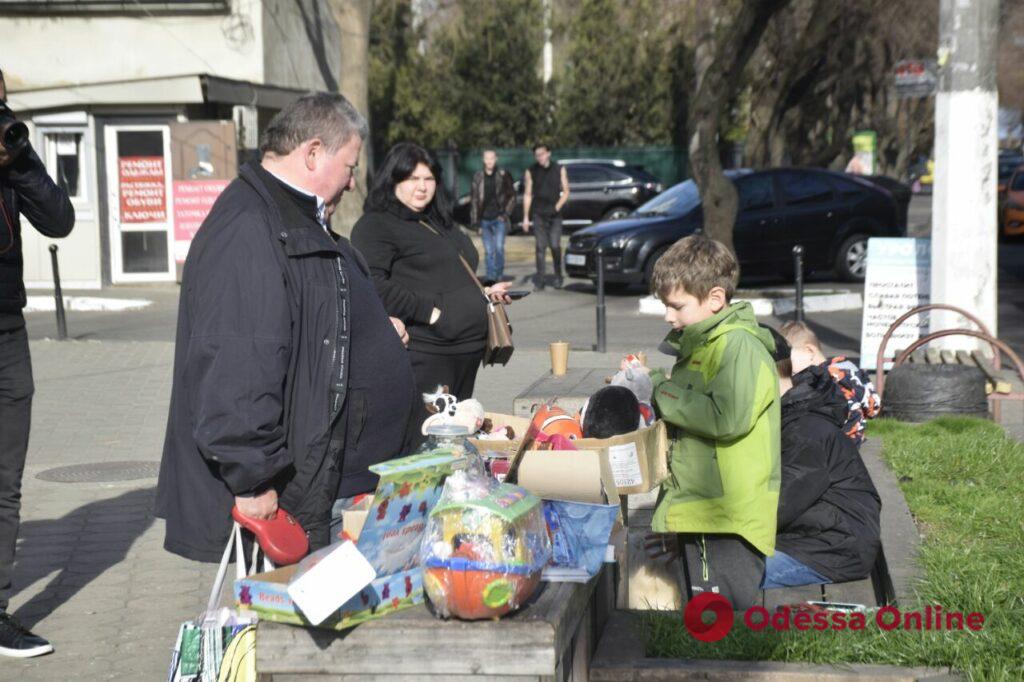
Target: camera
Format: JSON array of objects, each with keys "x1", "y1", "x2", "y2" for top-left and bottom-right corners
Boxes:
[{"x1": 0, "y1": 104, "x2": 29, "y2": 160}]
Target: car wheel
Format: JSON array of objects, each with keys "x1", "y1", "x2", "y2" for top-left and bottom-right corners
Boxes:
[
  {"x1": 602, "y1": 206, "x2": 632, "y2": 222},
  {"x1": 643, "y1": 246, "x2": 670, "y2": 285},
  {"x1": 835, "y1": 234, "x2": 869, "y2": 282}
]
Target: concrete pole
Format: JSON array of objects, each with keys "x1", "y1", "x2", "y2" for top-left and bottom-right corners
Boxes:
[{"x1": 931, "y1": 0, "x2": 1000, "y2": 349}]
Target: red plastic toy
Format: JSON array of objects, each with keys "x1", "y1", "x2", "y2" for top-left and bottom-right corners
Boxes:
[{"x1": 231, "y1": 506, "x2": 309, "y2": 566}]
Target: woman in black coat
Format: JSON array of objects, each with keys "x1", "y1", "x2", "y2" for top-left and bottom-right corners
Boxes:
[
  {"x1": 766, "y1": 362, "x2": 882, "y2": 587},
  {"x1": 352, "y1": 143, "x2": 512, "y2": 400}
]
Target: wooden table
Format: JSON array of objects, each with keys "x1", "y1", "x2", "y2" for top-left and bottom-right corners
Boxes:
[{"x1": 255, "y1": 568, "x2": 614, "y2": 681}]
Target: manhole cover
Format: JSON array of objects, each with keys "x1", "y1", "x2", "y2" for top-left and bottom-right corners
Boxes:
[{"x1": 37, "y1": 461, "x2": 160, "y2": 483}]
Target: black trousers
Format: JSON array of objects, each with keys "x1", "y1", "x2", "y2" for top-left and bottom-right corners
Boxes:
[
  {"x1": 408, "y1": 348, "x2": 485, "y2": 402},
  {"x1": 533, "y1": 214, "x2": 563, "y2": 281},
  {"x1": 676, "y1": 533, "x2": 765, "y2": 611},
  {"x1": 0, "y1": 327, "x2": 33, "y2": 612}
]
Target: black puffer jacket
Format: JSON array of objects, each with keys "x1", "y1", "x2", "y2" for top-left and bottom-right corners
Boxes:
[
  {"x1": 0, "y1": 148, "x2": 76, "y2": 330},
  {"x1": 352, "y1": 202, "x2": 487, "y2": 355},
  {"x1": 776, "y1": 365, "x2": 882, "y2": 582}
]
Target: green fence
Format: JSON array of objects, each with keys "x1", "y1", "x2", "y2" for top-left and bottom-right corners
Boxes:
[{"x1": 438, "y1": 145, "x2": 689, "y2": 197}]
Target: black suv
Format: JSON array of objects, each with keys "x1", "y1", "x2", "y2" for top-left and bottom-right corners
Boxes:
[
  {"x1": 454, "y1": 160, "x2": 663, "y2": 231},
  {"x1": 564, "y1": 168, "x2": 908, "y2": 285}
]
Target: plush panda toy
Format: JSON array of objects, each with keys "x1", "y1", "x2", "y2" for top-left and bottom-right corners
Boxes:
[{"x1": 580, "y1": 385, "x2": 642, "y2": 439}]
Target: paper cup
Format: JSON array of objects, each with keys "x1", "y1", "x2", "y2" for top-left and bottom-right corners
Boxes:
[{"x1": 550, "y1": 341, "x2": 569, "y2": 376}]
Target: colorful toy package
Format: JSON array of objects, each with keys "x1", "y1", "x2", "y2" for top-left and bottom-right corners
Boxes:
[
  {"x1": 235, "y1": 449, "x2": 464, "y2": 630},
  {"x1": 420, "y1": 471, "x2": 552, "y2": 620}
]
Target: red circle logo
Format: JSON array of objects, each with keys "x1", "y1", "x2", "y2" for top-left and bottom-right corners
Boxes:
[{"x1": 683, "y1": 592, "x2": 734, "y2": 642}]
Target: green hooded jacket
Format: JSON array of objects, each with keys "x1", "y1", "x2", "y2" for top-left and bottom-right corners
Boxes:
[{"x1": 649, "y1": 301, "x2": 781, "y2": 556}]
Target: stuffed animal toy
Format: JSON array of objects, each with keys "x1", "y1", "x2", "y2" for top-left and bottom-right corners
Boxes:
[
  {"x1": 423, "y1": 385, "x2": 458, "y2": 417},
  {"x1": 422, "y1": 397, "x2": 489, "y2": 437},
  {"x1": 580, "y1": 385, "x2": 641, "y2": 439},
  {"x1": 529, "y1": 404, "x2": 583, "y2": 441}
]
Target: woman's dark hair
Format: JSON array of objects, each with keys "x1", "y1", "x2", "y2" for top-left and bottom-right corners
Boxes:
[{"x1": 365, "y1": 142, "x2": 454, "y2": 227}]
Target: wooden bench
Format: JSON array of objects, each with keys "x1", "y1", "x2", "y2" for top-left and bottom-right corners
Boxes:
[{"x1": 254, "y1": 567, "x2": 615, "y2": 681}]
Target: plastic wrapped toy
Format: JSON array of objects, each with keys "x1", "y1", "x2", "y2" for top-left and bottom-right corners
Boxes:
[{"x1": 420, "y1": 473, "x2": 551, "y2": 620}]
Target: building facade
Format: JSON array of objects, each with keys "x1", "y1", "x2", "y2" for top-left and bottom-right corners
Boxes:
[{"x1": 1, "y1": 0, "x2": 342, "y2": 287}]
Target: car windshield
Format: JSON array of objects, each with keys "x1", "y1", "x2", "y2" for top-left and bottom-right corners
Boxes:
[{"x1": 635, "y1": 180, "x2": 701, "y2": 216}]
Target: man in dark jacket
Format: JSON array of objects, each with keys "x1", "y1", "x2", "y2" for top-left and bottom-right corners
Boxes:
[
  {"x1": 469, "y1": 150, "x2": 515, "y2": 285},
  {"x1": 766, "y1": 362, "x2": 882, "y2": 588},
  {"x1": 0, "y1": 68, "x2": 75, "y2": 658},
  {"x1": 156, "y1": 93, "x2": 419, "y2": 563}
]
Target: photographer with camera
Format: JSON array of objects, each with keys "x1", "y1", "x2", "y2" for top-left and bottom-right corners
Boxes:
[{"x1": 0, "y1": 67, "x2": 75, "y2": 658}]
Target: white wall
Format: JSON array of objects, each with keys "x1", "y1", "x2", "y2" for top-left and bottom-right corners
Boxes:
[{"x1": 0, "y1": 0, "x2": 265, "y2": 91}]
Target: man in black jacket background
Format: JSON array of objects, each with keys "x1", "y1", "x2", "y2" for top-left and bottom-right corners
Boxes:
[
  {"x1": 0, "y1": 68, "x2": 75, "y2": 658},
  {"x1": 157, "y1": 94, "x2": 419, "y2": 564}
]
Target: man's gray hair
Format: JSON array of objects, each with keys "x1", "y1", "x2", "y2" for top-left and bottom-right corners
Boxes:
[{"x1": 259, "y1": 92, "x2": 368, "y2": 156}]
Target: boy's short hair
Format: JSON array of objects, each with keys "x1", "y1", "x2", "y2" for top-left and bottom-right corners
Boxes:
[
  {"x1": 779, "y1": 320, "x2": 821, "y2": 350},
  {"x1": 650, "y1": 235, "x2": 739, "y2": 302},
  {"x1": 533, "y1": 142, "x2": 550, "y2": 152}
]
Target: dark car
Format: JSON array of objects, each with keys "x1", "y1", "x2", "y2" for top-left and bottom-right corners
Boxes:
[
  {"x1": 454, "y1": 161, "x2": 663, "y2": 231},
  {"x1": 564, "y1": 168, "x2": 907, "y2": 285}
]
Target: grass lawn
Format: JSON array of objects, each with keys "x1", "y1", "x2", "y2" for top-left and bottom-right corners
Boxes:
[{"x1": 643, "y1": 417, "x2": 1024, "y2": 680}]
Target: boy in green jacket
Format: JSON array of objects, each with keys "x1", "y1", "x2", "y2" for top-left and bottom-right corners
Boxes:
[{"x1": 638, "y1": 235, "x2": 780, "y2": 609}]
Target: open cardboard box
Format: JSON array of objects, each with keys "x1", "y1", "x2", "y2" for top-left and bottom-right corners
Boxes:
[
  {"x1": 467, "y1": 411, "x2": 532, "y2": 456},
  {"x1": 501, "y1": 418, "x2": 669, "y2": 496}
]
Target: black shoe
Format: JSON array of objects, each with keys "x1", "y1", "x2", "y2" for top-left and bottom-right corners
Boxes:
[
  {"x1": 0, "y1": 612, "x2": 53, "y2": 658},
  {"x1": 554, "y1": 277, "x2": 564, "y2": 289},
  {"x1": 535, "y1": 284, "x2": 546, "y2": 291}
]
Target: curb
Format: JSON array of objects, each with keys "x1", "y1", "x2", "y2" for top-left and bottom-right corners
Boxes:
[
  {"x1": 639, "y1": 290, "x2": 863, "y2": 317},
  {"x1": 25, "y1": 296, "x2": 153, "y2": 313}
]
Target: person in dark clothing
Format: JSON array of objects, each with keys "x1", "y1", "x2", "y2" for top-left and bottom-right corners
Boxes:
[
  {"x1": 522, "y1": 143, "x2": 569, "y2": 290},
  {"x1": 0, "y1": 68, "x2": 75, "y2": 658},
  {"x1": 470, "y1": 150, "x2": 516, "y2": 285},
  {"x1": 156, "y1": 94, "x2": 419, "y2": 564},
  {"x1": 766, "y1": 360, "x2": 882, "y2": 588},
  {"x1": 352, "y1": 142, "x2": 514, "y2": 401}
]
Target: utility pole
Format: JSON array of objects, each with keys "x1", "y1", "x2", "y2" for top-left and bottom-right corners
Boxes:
[
  {"x1": 931, "y1": 0, "x2": 1000, "y2": 348},
  {"x1": 542, "y1": 0, "x2": 553, "y2": 84}
]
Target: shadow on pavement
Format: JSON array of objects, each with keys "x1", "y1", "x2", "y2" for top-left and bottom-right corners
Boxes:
[{"x1": 11, "y1": 487, "x2": 155, "y2": 629}]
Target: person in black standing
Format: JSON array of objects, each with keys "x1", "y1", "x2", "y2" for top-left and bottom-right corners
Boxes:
[
  {"x1": 0, "y1": 67, "x2": 75, "y2": 658},
  {"x1": 157, "y1": 94, "x2": 419, "y2": 563},
  {"x1": 353, "y1": 143, "x2": 513, "y2": 400},
  {"x1": 522, "y1": 143, "x2": 569, "y2": 290}
]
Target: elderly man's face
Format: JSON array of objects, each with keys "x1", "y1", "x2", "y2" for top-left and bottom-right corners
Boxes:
[{"x1": 308, "y1": 135, "x2": 362, "y2": 214}]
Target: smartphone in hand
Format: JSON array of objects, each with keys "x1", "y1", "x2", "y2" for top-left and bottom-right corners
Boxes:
[{"x1": 507, "y1": 290, "x2": 531, "y2": 300}]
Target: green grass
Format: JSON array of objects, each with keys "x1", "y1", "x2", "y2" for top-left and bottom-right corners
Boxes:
[{"x1": 642, "y1": 417, "x2": 1024, "y2": 680}]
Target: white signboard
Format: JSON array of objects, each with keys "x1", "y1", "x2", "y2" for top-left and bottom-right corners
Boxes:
[{"x1": 859, "y1": 238, "x2": 931, "y2": 371}]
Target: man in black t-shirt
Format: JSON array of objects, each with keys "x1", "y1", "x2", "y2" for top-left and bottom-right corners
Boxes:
[{"x1": 523, "y1": 143, "x2": 570, "y2": 290}]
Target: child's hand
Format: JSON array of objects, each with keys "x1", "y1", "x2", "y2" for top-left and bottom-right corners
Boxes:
[{"x1": 643, "y1": 532, "x2": 679, "y2": 562}]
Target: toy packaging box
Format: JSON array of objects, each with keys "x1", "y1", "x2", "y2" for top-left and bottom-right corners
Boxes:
[{"x1": 235, "y1": 449, "x2": 464, "y2": 630}]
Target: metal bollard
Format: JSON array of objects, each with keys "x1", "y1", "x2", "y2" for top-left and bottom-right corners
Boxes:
[
  {"x1": 792, "y1": 244, "x2": 805, "y2": 323},
  {"x1": 49, "y1": 244, "x2": 68, "y2": 340},
  {"x1": 594, "y1": 248, "x2": 607, "y2": 353}
]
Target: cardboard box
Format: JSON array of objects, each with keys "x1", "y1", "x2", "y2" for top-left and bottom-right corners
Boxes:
[
  {"x1": 505, "y1": 420, "x2": 669, "y2": 496},
  {"x1": 467, "y1": 412, "x2": 532, "y2": 456},
  {"x1": 516, "y1": 449, "x2": 620, "y2": 505},
  {"x1": 236, "y1": 449, "x2": 464, "y2": 630}
]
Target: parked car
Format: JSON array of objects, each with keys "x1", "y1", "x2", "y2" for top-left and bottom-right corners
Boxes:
[
  {"x1": 564, "y1": 168, "x2": 907, "y2": 286},
  {"x1": 1002, "y1": 164, "x2": 1024, "y2": 238},
  {"x1": 453, "y1": 161, "x2": 663, "y2": 231},
  {"x1": 999, "y1": 150, "x2": 1024, "y2": 195}
]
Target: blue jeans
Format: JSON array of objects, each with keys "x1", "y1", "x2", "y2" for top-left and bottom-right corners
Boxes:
[
  {"x1": 480, "y1": 217, "x2": 506, "y2": 282},
  {"x1": 761, "y1": 549, "x2": 832, "y2": 589}
]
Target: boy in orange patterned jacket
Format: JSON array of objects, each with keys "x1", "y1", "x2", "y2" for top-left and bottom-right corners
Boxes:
[{"x1": 781, "y1": 321, "x2": 881, "y2": 446}]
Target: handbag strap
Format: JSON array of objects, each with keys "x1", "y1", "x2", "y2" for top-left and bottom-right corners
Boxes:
[{"x1": 418, "y1": 220, "x2": 491, "y2": 305}]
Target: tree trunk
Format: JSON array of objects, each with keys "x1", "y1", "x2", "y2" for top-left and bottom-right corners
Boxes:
[
  {"x1": 327, "y1": 0, "x2": 373, "y2": 237},
  {"x1": 686, "y1": 0, "x2": 789, "y2": 254}
]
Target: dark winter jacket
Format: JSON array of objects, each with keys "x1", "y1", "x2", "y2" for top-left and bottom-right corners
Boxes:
[
  {"x1": 351, "y1": 202, "x2": 487, "y2": 355},
  {"x1": 469, "y1": 167, "x2": 516, "y2": 226},
  {"x1": 156, "y1": 162, "x2": 418, "y2": 562},
  {"x1": 0, "y1": 147, "x2": 76, "y2": 330},
  {"x1": 776, "y1": 364, "x2": 882, "y2": 582}
]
